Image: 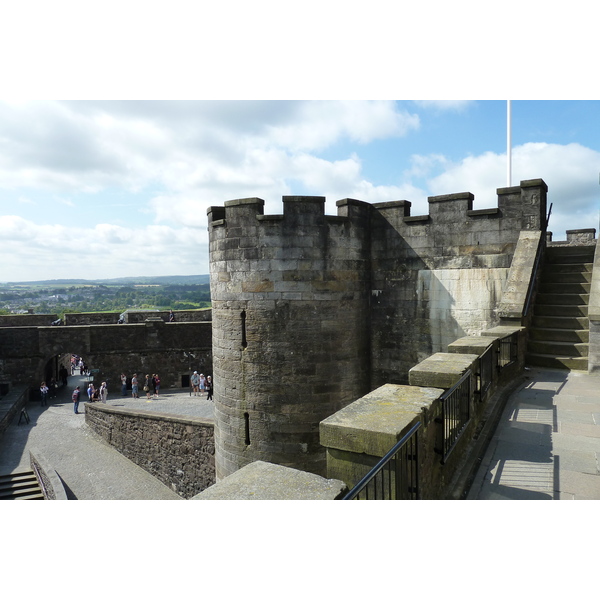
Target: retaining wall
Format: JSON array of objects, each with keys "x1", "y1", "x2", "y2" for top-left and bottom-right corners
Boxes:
[{"x1": 85, "y1": 403, "x2": 215, "y2": 498}]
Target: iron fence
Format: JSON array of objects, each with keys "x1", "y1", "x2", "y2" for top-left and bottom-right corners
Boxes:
[
  {"x1": 498, "y1": 332, "x2": 518, "y2": 369},
  {"x1": 438, "y1": 369, "x2": 471, "y2": 463},
  {"x1": 341, "y1": 421, "x2": 421, "y2": 500},
  {"x1": 476, "y1": 343, "x2": 494, "y2": 402}
]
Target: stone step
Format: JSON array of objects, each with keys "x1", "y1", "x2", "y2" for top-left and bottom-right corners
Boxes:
[
  {"x1": 0, "y1": 470, "x2": 44, "y2": 500},
  {"x1": 533, "y1": 304, "x2": 588, "y2": 317},
  {"x1": 527, "y1": 339, "x2": 589, "y2": 357},
  {"x1": 525, "y1": 353, "x2": 589, "y2": 371},
  {"x1": 535, "y1": 293, "x2": 589, "y2": 306},
  {"x1": 531, "y1": 315, "x2": 589, "y2": 330},
  {"x1": 546, "y1": 246, "x2": 596, "y2": 263},
  {"x1": 538, "y1": 282, "x2": 591, "y2": 295},
  {"x1": 540, "y1": 268, "x2": 592, "y2": 283},
  {"x1": 528, "y1": 327, "x2": 589, "y2": 343},
  {"x1": 543, "y1": 262, "x2": 593, "y2": 274}
]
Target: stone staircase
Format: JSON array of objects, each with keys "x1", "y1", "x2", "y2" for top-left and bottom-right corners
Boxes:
[
  {"x1": 526, "y1": 244, "x2": 595, "y2": 371},
  {"x1": 0, "y1": 470, "x2": 45, "y2": 500}
]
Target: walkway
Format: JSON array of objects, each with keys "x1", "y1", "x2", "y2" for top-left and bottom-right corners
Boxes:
[
  {"x1": 468, "y1": 366, "x2": 600, "y2": 499},
  {"x1": 0, "y1": 374, "x2": 214, "y2": 500}
]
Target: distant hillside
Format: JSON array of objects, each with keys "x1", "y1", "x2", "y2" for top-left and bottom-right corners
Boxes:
[{"x1": 3, "y1": 275, "x2": 211, "y2": 286}]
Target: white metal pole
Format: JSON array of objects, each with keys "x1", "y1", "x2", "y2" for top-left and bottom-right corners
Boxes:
[{"x1": 507, "y1": 100, "x2": 512, "y2": 187}]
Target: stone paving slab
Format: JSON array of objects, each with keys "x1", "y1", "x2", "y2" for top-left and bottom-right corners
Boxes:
[{"x1": 468, "y1": 367, "x2": 600, "y2": 500}]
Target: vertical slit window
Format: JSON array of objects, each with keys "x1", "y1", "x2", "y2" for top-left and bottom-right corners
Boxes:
[
  {"x1": 244, "y1": 412, "x2": 250, "y2": 445},
  {"x1": 241, "y1": 310, "x2": 247, "y2": 348}
]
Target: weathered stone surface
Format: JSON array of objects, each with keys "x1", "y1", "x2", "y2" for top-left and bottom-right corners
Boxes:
[
  {"x1": 192, "y1": 460, "x2": 347, "y2": 500},
  {"x1": 447, "y1": 336, "x2": 495, "y2": 354},
  {"x1": 320, "y1": 383, "x2": 442, "y2": 457},
  {"x1": 408, "y1": 352, "x2": 479, "y2": 388},
  {"x1": 85, "y1": 403, "x2": 215, "y2": 499}
]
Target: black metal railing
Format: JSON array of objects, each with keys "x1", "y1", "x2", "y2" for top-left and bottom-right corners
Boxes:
[
  {"x1": 438, "y1": 369, "x2": 471, "y2": 463},
  {"x1": 476, "y1": 343, "x2": 494, "y2": 402},
  {"x1": 341, "y1": 421, "x2": 421, "y2": 500},
  {"x1": 498, "y1": 332, "x2": 518, "y2": 369}
]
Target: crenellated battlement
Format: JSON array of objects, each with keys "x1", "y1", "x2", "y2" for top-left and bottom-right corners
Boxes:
[{"x1": 208, "y1": 179, "x2": 547, "y2": 237}]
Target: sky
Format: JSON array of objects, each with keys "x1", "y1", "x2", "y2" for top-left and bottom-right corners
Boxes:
[{"x1": 1, "y1": 99, "x2": 599, "y2": 282}]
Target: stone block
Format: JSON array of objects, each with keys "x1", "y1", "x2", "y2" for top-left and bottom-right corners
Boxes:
[
  {"x1": 320, "y1": 383, "x2": 442, "y2": 457},
  {"x1": 192, "y1": 460, "x2": 347, "y2": 500},
  {"x1": 447, "y1": 336, "x2": 495, "y2": 354},
  {"x1": 408, "y1": 352, "x2": 479, "y2": 388}
]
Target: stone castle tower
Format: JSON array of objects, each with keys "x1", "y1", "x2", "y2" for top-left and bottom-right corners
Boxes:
[{"x1": 208, "y1": 180, "x2": 547, "y2": 479}]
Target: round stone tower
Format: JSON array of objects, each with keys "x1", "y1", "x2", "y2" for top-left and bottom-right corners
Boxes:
[{"x1": 207, "y1": 195, "x2": 372, "y2": 479}]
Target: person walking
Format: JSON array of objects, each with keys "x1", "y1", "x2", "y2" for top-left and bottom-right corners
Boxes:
[
  {"x1": 153, "y1": 374, "x2": 160, "y2": 398},
  {"x1": 190, "y1": 371, "x2": 200, "y2": 396},
  {"x1": 199, "y1": 374, "x2": 206, "y2": 396},
  {"x1": 40, "y1": 381, "x2": 49, "y2": 406},
  {"x1": 121, "y1": 373, "x2": 127, "y2": 397},
  {"x1": 206, "y1": 376, "x2": 213, "y2": 401},
  {"x1": 100, "y1": 381, "x2": 108, "y2": 404},
  {"x1": 144, "y1": 374, "x2": 151, "y2": 399},
  {"x1": 72, "y1": 385, "x2": 81, "y2": 414},
  {"x1": 131, "y1": 373, "x2": 139, "y2": 398},
  {"x1": 87, "y1": 383, "x2": 95, "y2": 403}
]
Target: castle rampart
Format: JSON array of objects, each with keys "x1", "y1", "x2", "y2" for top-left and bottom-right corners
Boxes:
[{"x1": 208, "y1": 179, "x2": 548, "y2": 479}]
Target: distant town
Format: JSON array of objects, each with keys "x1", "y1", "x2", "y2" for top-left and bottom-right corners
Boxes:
[{"x1": 0, "y1": 275, "x2": 211, "y2": 316}]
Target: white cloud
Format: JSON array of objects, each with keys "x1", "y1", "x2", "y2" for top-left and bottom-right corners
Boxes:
[{"x1": 423, "y1": 142, "x2": 600, "y2": 237}]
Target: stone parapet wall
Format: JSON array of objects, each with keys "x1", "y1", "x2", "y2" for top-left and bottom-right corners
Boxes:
[
  {"x1": 0, "y1": 314, "x2": 58, "y2": 327},
  {"x1": 0, "y1": 321, "x2": 212, "y2": 390},
  {"x1": 85, "y1": 403, "x2": 215, "y2": 499},
  {"x1": 321, "y1": 326, "x2": 525, "y2": 499},
  {"x1": 586, "y1": 238, "x2": 600, "y2": 373}
]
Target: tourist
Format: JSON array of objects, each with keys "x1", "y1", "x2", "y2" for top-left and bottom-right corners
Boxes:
[
  {"x1": 199, "y1": 373, "x2": 206, "y2": 396},
  {"x1": 87, "y1": 382, "x2": 95, "y2": 403},
  {"x1": 72, "y1": 385, "x2": 81, "y2": 414},
  {"x1": 206, "y1": 376, "x2": 213, "y2": 401},
  {"x1": 131, "y1": 373, "x2": 139, "y2": 398},
  {"x1": 144, "y1": 374, "x2": 151, "y2": 399},
  {"x1": 169, "y1": 310, "x2": 175, "y2": 322},
  {"x1": 153, "y1": 374, "x2": 160, "y2": 398},
  {"x1": 59, "y1": 365, "x2": 68, "y2": 386},
  {"x1": 100, "y1": 381, "x2": 108, "y2": 404},
  {"x1": 40, "y1": 381, "x2": 49, "y2": 406},
  {"x1": 121, "y1": 373, "x2": 127, "y2": 396},
  {"x1": 92, "y1": 385, "x2": 100, "y2": 402},
  {"x1": 190, "y1": 370, "x2": 200, "y2": 396}
]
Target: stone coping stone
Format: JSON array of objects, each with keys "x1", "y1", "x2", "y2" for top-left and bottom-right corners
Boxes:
[
  {"x1": 408, "y1": 352, "x2": 479, "y2": 389},
  {"x1": 447, "y1": 336, "x2": 495, "y2": 354},
  {"x1": 192, "y1": 460, "x2": 347, "y2": 500},
  {"x1": 481, "y1": 325, "x2": 524, "y2": 338},
  {"x1": 85, "y1": 402, "x2": 214, "y2": 428},
  {"x1": 320, "y1": 383, "x2": 443, "y2": 457}
]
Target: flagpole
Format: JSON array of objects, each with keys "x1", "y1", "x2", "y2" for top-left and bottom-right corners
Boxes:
[{"x1": 507, "y1": 100, "x2": 512, "y2": 187}]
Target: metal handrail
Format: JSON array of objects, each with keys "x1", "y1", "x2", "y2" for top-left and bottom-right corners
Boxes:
[
  {"x1": 341, "y1": 421, "x2": 421, "y2": 500},
  {"x1": 439, "y1": 369, "x2": 471, "y2": 463},
  {"x1": 523, "y1": 202, "x2": 552, "y2": 318}
]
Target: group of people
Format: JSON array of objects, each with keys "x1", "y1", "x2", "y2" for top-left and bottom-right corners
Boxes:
[
  {"x1": 122, "y1": 373, "x2": 161, "y2": 398},
  {"x1": 86, "y1": 381, "x2": 108, "y2": 403},
  {"x1": 70, "y1": 355, "x2": 89, "y2": 376},
  {"x1": 71, "y1": 380, "x2": 107, "y2": 414},
  {"x1": 190, "y1": 371, "x2": 212, "y2": 400}
]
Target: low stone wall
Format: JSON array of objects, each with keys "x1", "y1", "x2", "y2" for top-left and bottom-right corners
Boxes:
[
  {"x1": 85, "y1": 403, "x2": 215, "y2": 498},
  {"x1": 29, "y1": 448, "x2": 69, "y2": 500},
  {"x1": 0, "y1": 314, "x2": 58, "y2": 327}
]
